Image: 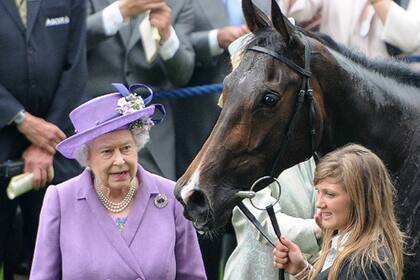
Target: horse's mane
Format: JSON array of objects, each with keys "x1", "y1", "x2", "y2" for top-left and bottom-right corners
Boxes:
[
  {"x1": 302, "y1": 28, "x2": 420, "y2": 88},
  {"x1": 247, "y1": 27, "x2": 420, "y2": 88}
]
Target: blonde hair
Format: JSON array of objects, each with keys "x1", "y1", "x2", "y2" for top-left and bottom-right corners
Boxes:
[{"x1": 311, "y1": 144, "x2": 405, "y2": 280}]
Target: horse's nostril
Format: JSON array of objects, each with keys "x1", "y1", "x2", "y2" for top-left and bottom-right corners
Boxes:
[
  {"x1": 183, "y1": 189, "x2": 213, "y2": 230},
  {"x1": 185, "y1": 189, "x2": 211, "y2": 221},
  {"x1": 187, "y1": 189, "x2": 207, "y2": 209}
]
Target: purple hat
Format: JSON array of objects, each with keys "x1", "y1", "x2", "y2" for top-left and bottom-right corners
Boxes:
[{"x1": 57, "y1": 83, "x2": 164, "y2": 159}]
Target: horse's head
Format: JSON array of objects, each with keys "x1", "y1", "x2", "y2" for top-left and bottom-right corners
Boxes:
[{"x1": 175, "y1": 0, "x2": 327, "y2": 231}]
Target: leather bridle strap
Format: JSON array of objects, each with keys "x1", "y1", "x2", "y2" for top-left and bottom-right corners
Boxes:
[
  {"x1": 238, "y1": 202, "x2": 286, "y2": 280},
  {"x1": 248, "y1": 35, "x2": 317, "y2": 177},
  {"x1": 239, "y1": 35, "x2": 316, "y2": 280},
  {"x1": 238, "y1": 202, "x2": 275, "y2": 247},
  {"x1": 249, "y1": 46, "x2": 312, "y2": 78}
]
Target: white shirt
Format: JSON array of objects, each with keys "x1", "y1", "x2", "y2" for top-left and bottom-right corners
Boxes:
[
  {"x1": 278, "y1": 0, "x2": 420, "y2": 57},
  {"x1": 101, "y1": 1, "x2": 180, "y2": 60},
  {"x1": 208, "y1": 29, "x2": 224, "y2": 57},
  {"x1": 321, "y1": 232, "x2": 350, "y2": 272}
]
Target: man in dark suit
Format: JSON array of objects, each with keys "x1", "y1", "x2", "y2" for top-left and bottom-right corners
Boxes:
[
  {"x1": 86, "y1": 0, "x2": 195, "y2": 181},
  {"x1": 0, "y1": 0, "x2": 87, "y2": 278},
  {"x1": 173, "y1": 0, "x2": 249, "y2": 179}
]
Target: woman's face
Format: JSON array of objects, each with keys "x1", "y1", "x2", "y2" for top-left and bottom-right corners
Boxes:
[
  {"x1": 87, "y1": 129, "x2": 138, "y2": 191},
  {"x1": 316, "y1": 178, "x2": 352, "y2": 234}
]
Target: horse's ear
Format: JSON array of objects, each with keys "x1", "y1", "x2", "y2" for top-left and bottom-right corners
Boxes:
[
  {"x1": 271, "y1": 0, "x2": 295, "y2": 44},
  {"x1": 242, "y1": 0, "x2": 271, "y2": 32}
]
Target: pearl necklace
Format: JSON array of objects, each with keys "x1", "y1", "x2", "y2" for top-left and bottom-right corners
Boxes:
[{"x1": 95, "y1": 179, "x2": 137, "y2": 213}]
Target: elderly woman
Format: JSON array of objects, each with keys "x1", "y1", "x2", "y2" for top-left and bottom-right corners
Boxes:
[{"x1": 30, "y1": 84, "x2": 206, "y2": 279}]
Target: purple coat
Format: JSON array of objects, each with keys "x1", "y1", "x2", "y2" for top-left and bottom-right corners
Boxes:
[{"x1": 30, "y1": 165, "x2": 206, "y2": 280}]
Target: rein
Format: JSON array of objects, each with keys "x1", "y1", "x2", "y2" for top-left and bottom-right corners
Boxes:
[{"x1": 236, "y1": 35, "x2": 317, "y2": 280}]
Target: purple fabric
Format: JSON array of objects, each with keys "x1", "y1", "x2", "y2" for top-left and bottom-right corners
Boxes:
[
  {"x1": 56, "y1": 91, "x2": 156, "y2": 159},
  {"x1": 30, "y1": 165, "x2": 207, "y2": 280},
  {"x1": 112, "y1": 83, "x2": 131, "y2": 97}
]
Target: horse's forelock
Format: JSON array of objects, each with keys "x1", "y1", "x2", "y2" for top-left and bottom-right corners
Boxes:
[
  {"x1": 221, "y1": 29, "x2": 288, "y2": 108},
  {"x1": 245, "y1": 28, "x2": 288, "y2": 53},
  {"x1": 219, "y1": 51, "x2": 245, "y2": 108}
]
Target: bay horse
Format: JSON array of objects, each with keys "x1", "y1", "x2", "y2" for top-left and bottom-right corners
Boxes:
[{"x1": 174, "y1": 0, "x2": 420, "y2": 277}]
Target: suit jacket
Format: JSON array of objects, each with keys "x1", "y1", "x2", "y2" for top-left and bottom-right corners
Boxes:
[
  {"x1": 315, "y1": 258, "x2": 394, "y2": 280},
  {"x1": 30, "y1": 165, "x2": 206, "y2": 280},
  {"x1": 173, "y1": 0, "x2": 230, "y2": 177},
  {"x1": 0, "y1": 0, "x2": 87, "y2": 183},
  {"x1": 85, "y1": 0, "x2": 195, "y2": 180},
  {"x1": 174, "y1": 0, "x2": 270, "y2": 177}
]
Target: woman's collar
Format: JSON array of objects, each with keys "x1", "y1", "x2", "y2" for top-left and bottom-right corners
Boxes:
[{"x1": 331, "y1": 231, "x2": 351, "y2": 252}]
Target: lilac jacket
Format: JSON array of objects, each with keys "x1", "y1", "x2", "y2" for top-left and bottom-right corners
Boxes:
[{"x1": 30, "y1": 165, "x2": 206, "y2": 280}]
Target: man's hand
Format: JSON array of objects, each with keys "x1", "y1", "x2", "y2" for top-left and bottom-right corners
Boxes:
[
  {"x1": 118, "y1": 0, "x2": 165, "y2": 19},
  {"x1": 17, "y1": 112, "x2": 66, "y2": 154},
  {"x1": 217, "y1": 25, "x2": 249, "y2": 49},
  {"x1": 22, "y1": 144, "x2": 54, "y2": 190},
  {"x1": 149, "y1": 3, "x2": 172, "y2": 42}
]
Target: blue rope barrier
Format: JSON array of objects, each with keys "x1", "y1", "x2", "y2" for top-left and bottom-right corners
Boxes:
[
  {"x1": 401, "y1": 55, "x2": 420, "y2": 63},
  {"x1": 153, "y1": 83, "x2": 223, "y2": 100}
]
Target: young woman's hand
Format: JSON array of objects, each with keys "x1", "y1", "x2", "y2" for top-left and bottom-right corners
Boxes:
[{"x1": 272, "y1": 237, "x2": 307, "y2": 275}]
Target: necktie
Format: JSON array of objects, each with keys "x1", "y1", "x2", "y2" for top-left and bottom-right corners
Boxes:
[
  {"x1": 225, "y1": 0, "x2": 244, "y2": 27},
  {"x1": 15, "y1": 0, "x2": 27, "y2": 27}
]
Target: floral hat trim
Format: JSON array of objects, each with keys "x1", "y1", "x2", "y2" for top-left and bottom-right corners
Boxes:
[{"x1": 112, "y1": 83, "x2": 165, "y2": 134}]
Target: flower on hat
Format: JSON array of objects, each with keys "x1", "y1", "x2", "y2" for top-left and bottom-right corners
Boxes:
[
  {"x1": 129, "y1": 118, "x2": 155, "y2": 134},
  {"x1": 116, "y1": 93, "x2": 146, "y2": 114},
  {"x1": 116, "y1": 93, "x2": 154, "y2": 133}
]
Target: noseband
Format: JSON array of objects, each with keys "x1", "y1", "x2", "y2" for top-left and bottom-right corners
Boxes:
[{"x1": 248, "y1": 34, "x2": 318, "y2": 176}]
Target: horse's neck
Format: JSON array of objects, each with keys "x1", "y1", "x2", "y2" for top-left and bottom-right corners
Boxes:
[{"x1": 319, "y1": 52, "x2": 420, "y2": 171}]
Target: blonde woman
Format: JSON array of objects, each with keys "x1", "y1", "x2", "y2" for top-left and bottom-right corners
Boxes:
[{"x1": 273, "y1": 144, "x2": 404, "y2": 280}]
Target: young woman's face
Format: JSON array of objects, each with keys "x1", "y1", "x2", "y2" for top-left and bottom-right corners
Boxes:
[
  {"x1": 87, "y1": 129, "x2": 138, "y2": 191},
  {"x1": 316, "y1": 178, "x2": 352, "y2": 234}
]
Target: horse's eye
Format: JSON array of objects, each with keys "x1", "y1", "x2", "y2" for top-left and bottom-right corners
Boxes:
[{"x1": 261, "y1": 93, "x2": 279, "y2": 108}]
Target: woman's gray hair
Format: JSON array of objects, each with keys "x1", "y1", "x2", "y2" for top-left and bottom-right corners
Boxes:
[{"x1": 75, "y1": 129, "x2": 150, "y2": 167}]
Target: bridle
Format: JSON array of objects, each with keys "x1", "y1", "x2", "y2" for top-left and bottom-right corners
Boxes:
[
  {"x1": 248, "y1": 34, "x2": 318, "y2": 177},
  {"x1": 236, "y1": 33, "x2": 318, "y2": 280}
]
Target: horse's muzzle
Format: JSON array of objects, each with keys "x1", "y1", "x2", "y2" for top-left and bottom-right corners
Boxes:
[{"x1": 175, "y1": 188, "x2": 214, "y2": 231}]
